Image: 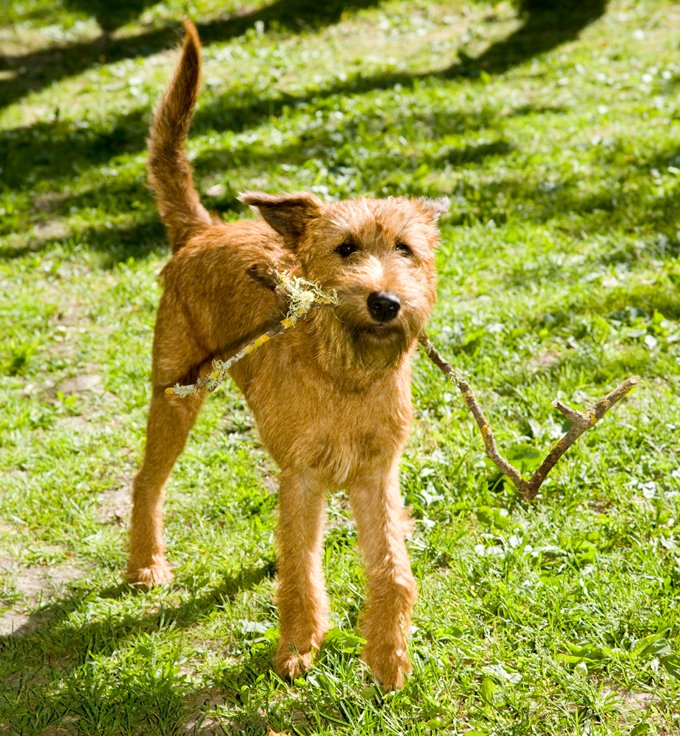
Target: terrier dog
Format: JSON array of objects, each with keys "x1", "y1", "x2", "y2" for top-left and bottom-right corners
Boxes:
[{"x1": 127, "y1": 20, "x2": 447, "y2": 690}]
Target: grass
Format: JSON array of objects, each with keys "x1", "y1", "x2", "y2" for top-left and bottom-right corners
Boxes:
[{"x1": 0, "y1": 0, "x2": 679, "y2": 733}]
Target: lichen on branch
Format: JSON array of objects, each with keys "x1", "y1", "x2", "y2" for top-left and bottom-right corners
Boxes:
[{"x1": 165, "y1": 271, "x2": 337, "y2": 397}]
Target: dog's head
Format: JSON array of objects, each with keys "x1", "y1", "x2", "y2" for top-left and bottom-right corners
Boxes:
[{"x1": 241, "y1": 192, "x2": 447, "y2": 369}]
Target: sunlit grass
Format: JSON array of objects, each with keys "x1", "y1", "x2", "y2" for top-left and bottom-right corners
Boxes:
[{"x1": 0, "y1": 0, "x2": 678, "y2": 733}]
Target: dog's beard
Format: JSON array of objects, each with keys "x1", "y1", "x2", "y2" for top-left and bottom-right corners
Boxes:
[
  {"x1": 313, "y1": 294, "x2": 429, "y2": 373},
  {"x1": 349, "y1": 323, "x2": 410, "y2": 369},
  {"x1": 330, "y1": 303, "x2": 415, "y2": 370}
]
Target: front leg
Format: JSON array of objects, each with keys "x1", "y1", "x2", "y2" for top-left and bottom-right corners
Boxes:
[
  {"x1": 275, "y1": 469, "x2": 329, "y2": 679},
  {"x1": 349, "y1": 461, "x2": 416, "y2": 690}
]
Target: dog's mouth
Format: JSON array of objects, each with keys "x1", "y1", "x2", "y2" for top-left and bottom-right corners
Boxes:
[{"x1": 354, "y1": 324, "x2": 404, "y2": 341}]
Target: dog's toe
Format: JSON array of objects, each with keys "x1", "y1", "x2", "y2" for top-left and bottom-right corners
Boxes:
[
  {"x1": 363, "y1": 644, "x2": 411, "y2": 691},
  {"x1": 274, "y1": 646, "x2": 314, "y2": 681},
  {"x1": 126, "y1": 559, "x2": 174, "y2": 589}
]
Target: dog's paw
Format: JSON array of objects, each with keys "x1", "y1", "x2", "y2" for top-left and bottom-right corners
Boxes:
[
  {"x1": 126, "y1": 559, "x2": 174, "y2": 589},
  {"x1": 362, "y1": 644, "x2": 412, "y2": 691},
  {"x1": 274, "y1": 644, "x2": 314, "y2": 681}
]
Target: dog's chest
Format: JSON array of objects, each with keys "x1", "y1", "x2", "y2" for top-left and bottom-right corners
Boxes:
[{"x1": 235, "y1": 351, "x2": 412, "y2": 485}]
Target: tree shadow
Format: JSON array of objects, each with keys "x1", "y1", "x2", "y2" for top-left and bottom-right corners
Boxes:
[
  {"x1": 0, "y1": 109, "x2": 147, "y2": 192},
  {"x1": 0, "y1": 215, "x2": 165, "y2": 264},
  {"x1": 304, "y1": 0, "x2": 609, "y2": 93},
  {"x1": 0, "y1": 78, "x2": 503, "y2": 195},
  {"x1": 0, "y1": 99, "x2": 520, "y2": 263},
  {"x1": 466, "y1": 143, "x2": 680, "y2": 246},
  {"x1": 0, "y1": 0, "x2": 384, "y2": 110},
  {"x1": 0, "y1": 0, "x2": 615, "y2": 266},
  {"x1": 0, "y1": 560, "x2": 276, "y2": 734},
  {"x1": 4, "y1": 94, "x2": 672, "y2": 271},
  {"x1": 63, "y1": 0, "x2": 162, "y2": 34},
  {"x1": 1, "y1": 0, "x2": 608, "y2": 112},
  {"x1": 448, "y1": 0, "x2": 608, "y2": 79},
  {"x1": 0, "y1": 0, "x2": 610, "y2": 196}
]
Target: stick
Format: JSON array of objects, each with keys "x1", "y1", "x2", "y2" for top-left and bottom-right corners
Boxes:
[
  {"x1": 167, "y1": 269, "x2": 639, "y2": 500},
  {"x1": 165, "y1": 271, "x2": 338, "y2": 397},
  {"x1": 418, "y1": 333, "x2": 639, "y2": 500},
  {"x1": 165, "y1": 318, "x2": 295, "y2": 397}
]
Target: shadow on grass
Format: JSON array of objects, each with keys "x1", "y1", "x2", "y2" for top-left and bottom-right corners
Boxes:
[
  {"x1": 0, "y1": 100, "x2": 517, "y2": 262},
  {"x1": 1, "y1": 0, "x2": 607, "y2": 111},
  {"x1": 3, "y1": 113, "x2": 677, "y2": 269},
  {"x1": 0, "y1": 214, "x2": 166, "y2": 265},
  {"x1": 0, "y1": 109, "x2": 148, "y2": 190},
  {"x1": 0, "y1": 0, "x2": 611, "y2": 243},
  {"x1": 454, "y1": 0, "x2": 607, "y2": 77},
  {"x1": 0, "y1": 85, "x2": 505, "y2": 194},
  {"x1": 0, "y1": 560, "x2": 275, "y2": 734},
  {"x1": 0, "y1": 0, "x2": 385, "y2": 110},
  {"x1": 63, "y1": 0, "x2": 162, "y2": 34},
  {"x1": 456, "y1": 145, "x2": 680, "y2": 244},
  {"x1": 0, "y1": 0, "x2": 610, "y2": 196}
]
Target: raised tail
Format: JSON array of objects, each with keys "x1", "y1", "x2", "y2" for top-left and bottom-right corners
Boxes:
[{"x1": 147, "y1": 19, "x2": 212, "y2": 251}]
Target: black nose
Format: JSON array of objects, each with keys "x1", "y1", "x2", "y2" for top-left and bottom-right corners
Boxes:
[{"x1": 367, "y1": 291, "x2": 401, "y2": 323}]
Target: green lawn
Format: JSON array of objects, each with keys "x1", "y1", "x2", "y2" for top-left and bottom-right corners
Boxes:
[{"x1": 1, "y1": 0, "x2": 679, "y2": 733}]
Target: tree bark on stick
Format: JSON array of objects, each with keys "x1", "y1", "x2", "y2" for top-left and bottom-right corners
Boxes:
[{"x1": 417, "y1": 333, "x2": 639, "y2": 500}]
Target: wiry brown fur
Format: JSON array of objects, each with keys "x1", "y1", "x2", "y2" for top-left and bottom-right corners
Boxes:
[
  {"x1": 147, "y1": 19, "x2": 212, "y2": 250},
  {"x1": 128, "y1": 20, "x2": 447, "y2": 690}
]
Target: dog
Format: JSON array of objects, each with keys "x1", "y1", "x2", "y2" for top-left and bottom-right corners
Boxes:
[{"x1": 127, "y1": 19, "x2": 447, "y2": 690}]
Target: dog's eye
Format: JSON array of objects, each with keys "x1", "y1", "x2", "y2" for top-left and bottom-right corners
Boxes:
[
  {"x1": 395, "y1": 241, "x2": 413, "y2": 257},
  {"x1": 335, "y1": 241, "x2": 357, "y2": 258}
]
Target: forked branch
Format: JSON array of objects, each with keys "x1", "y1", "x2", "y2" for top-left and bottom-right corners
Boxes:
[
  {"x1": 418, "y1": 333, "x2": 639, "y2": 500},
  {"x1": 167, "y1": 270, "x2": 639, "y2": 500}
]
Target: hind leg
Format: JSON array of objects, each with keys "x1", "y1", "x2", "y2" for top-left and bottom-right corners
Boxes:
[
  {"x1": 127, "y1": 285, "x2": 210, "y2": 587},
  {"x1": 127, "y1": 388, "x2": 204, "y2": 587}
]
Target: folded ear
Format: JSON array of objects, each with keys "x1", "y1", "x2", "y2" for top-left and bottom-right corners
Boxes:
[
  {"x1": 417, "y1": 196, "x2": 450, "y2": 223},
  {"x1": 239, "y1": 191, "x2": 323, "y2": 246}
]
